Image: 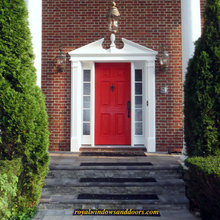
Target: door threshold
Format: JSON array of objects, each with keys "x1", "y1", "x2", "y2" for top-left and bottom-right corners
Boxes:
[
  {"x1": 80, "y1": 146, "x2": 146, "y2": 152},
  {"x1": 81, "y1": 145, "x2": 145, "y2": 148}
]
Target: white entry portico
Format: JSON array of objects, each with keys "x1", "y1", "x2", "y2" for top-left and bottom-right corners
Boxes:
[{"x1": 69, "y1": 37, "x2": 157, "y2": 152}]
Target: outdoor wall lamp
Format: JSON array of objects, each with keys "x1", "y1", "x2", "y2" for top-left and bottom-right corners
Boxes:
[
  {"x1": 159, "y1": 44, "x2": 170, "y2": 71},
  {"x1": 56, "y1": 45, "x2": 66, "y2": 72},
  {"x1": 106, "y1": 0, "x2": 120, "y2": 34}
]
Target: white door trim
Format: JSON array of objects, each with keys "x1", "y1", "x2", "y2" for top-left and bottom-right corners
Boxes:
[{"x1": 69, "y1": 38, "x2": 157, "y2": 152}]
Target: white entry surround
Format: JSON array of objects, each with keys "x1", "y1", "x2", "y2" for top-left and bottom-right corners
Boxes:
[{"x1": 69, "y1": 37, "x2": 157, "y2": 152}]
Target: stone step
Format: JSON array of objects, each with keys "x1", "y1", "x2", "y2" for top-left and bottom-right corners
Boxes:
[
  {"x1": 35, "y1": 153, "x2": 199, "y2": 220},
  {"x1": 38, "y1": 194, "x2": 188, "y2": 210},
  {"x1": 40, "y1": 192, "x2": 188, "y2": 203},
  {"x1": 44, "y1": 177, "x2": 184, "y2": 187},
  {"x1": 47, "y1": 169, "x2": 182, "y2": 179},
  {"x1": 34, "y1": 207, "x2": 199, "y2": 220},
  {"x1": 41, "y1": 185, "x2": 185, "y2": 197},
  {"x1": 49, "y1": 164, "x2": 181, "y2": 170}
]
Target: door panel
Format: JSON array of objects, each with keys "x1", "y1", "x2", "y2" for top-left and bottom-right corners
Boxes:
[
  {"x1": 115, "y1": 113, "x2": 125, "y2": 135},
  {"x1": 95, "y1": 63, "x2": 131, "y2": 145},
  {"x1": 101, "y1": 82, "x2": 111, "y2": 105},
  {"x1": 101, "y1": 114, "x2": 111, "y2": 135}
]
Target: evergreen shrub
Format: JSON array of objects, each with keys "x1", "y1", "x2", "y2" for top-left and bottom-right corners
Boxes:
[
  {"x1": 184, "y1": 0, "x2": 220, "y2": 157},
  {"x1": 0, "y1": 0, "x2": 49, "y2": 217},
  {"x1": 0, "y1": 159, "x2": 22, "y2": 220},
  {"x1": 185, "y1": 156, "x2": 220, "y2": 220}
]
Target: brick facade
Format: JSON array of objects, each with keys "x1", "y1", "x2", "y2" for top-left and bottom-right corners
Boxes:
[
  {"x1": 200, "y1": 0, "x2": 206, "y2": 30},
  {"x1": 42, "y1": 0, "x2": 204, "y2": 152}
]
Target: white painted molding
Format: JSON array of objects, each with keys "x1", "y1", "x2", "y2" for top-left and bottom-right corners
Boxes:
[
  {"x1": 131, "y1": 62, "x2": 135, "y2": 147},
  {"x1": 71, "y1": 61, "x2": 82, "y2": 152},
  {"x1": 110, "y1": 33, "x2": 116, "y2": 49},
  {"x1": 144, "y1": 61, "x2": 156, "y2": 152}
]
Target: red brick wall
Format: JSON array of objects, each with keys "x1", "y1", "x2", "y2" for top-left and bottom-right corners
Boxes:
[
  {"x1": 200, "y1": 0, "x2": 206, "y2": 30},
  {"x1": 42, "y1": 0, "x2": 184, "y2": 152}
]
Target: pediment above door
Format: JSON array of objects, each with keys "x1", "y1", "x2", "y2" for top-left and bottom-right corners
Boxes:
[{"x1": 69, "y1": 38, "x2": 157, "y2": 61}]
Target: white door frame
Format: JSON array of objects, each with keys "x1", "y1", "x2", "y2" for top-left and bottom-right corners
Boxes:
[{"x1": 69, "y1": 37, "x2": 157, "y2": 152}]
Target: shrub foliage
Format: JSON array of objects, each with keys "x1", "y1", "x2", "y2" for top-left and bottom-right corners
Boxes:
[
  {"x1": 185, "y1": 156, "x2": 220, "y2": 220},
  {"x1": 0, "y1": 159, "x2": 22, "y2": 220},
  {"x1": 184, "y1": 0, "x2": 220, "y2": 156},
  {"x1": 0, "y1": 0, "x2": 49, "y2": 216}
]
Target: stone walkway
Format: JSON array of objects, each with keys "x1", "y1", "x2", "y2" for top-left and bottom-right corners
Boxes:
[{"x1": 33, "y1": 152, "x2": 200, "y2": 220}]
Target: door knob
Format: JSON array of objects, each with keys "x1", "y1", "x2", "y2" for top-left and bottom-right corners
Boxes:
[{"x1": 110, "y1": 84, "x2": 115, "y2": 92}]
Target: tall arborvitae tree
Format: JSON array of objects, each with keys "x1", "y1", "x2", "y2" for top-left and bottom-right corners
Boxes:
[
  {"x1": 0, "y1": 0, "x2": 49, "y2": 216},
  {"x1": 184, "y1": 0, "x2": 220, "y2": 157}
]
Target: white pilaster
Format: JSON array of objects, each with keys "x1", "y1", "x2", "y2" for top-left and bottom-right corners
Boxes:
[
  {"x1": 71, "y1": 61, "x2": 82, "y2": 151},
  {"x1": 144, "y1": 61, "x2": 156, "y2": 152},
  {"x1": 181, "y1": 0, "x2": 201, "y2": 157},
  {"x1": 181, "y1": 0, "x2": 201, "y2": 80},
  {"x1": 25, "y1": 0, "x2": 42, "y2": 87},
  {"x1": 91, "y1": 62, "x2": 95, "y2": 147}
]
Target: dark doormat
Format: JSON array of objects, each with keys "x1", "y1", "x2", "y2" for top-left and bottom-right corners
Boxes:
[
  {"x1": 78, "y1": 194, "x2": 158, "y2": 200},
  {"x1": 79, "y1": 177, "x2": 156, "y2": 183},
  {"x1": 80, "y1": 162, "x2": 152, "y2": 166}
]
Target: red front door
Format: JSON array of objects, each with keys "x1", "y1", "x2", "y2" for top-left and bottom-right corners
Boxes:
[{"x1": 95, "y1": 63, "x2": 131, "y2": 145}]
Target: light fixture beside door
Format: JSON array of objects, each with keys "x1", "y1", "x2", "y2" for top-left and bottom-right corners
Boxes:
[
  {"x1": 56, "y1": 45, "x2": 67, "y2": 73},
  {"x1": 159, "y1": 44, "x2": 170, "y2": 72}
]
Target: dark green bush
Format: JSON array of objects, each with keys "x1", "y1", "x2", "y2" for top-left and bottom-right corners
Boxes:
[
  {"x1": 185, "y1": 156, "x2": 220, "y2": 220},
  {"x1": 184, "y1": 0, "x2": 220, "y2": 157},
  {"x1": 0, "y1": 0, "x2": 49, "y2": 217},
  {"x1": 0, "y1": 159, "x2": 22, "y2": 220}
]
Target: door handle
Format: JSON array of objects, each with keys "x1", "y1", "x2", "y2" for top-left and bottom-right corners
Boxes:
[{"x1": 127, "y1": 101, "x2": 131, "y2": 118}]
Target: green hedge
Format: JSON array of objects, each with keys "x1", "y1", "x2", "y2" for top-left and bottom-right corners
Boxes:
[
  {"x1": 184, "y1": 0, "x2": 220, "y2": 157},
  {"x1": 0, "y1": 0, "x2": 50, "y2": 217},
  {"x1": 185, "y1": 156, "x2": 220, "y2": 220},
  {"x1": 0, "y1": 159, "x2": 22, "y2": 220}
]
